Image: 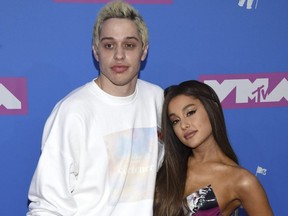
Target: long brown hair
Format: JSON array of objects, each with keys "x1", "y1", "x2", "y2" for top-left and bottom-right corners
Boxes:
[{"x1": 153, "y1": 80, "x2": 238, "y2": 216}]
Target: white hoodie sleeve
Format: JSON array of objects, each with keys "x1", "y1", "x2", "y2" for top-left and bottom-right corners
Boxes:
[{"x1": 27, "y1": 103, "x2": 83, "y2": 216}]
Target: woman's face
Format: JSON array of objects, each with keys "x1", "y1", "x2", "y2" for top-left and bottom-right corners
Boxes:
[{"x1": 168, "y1": 95, "x2": 214, "y2": 149}]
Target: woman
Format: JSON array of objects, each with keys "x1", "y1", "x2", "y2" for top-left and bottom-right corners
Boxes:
[{"x1": 154, "y1": 80, "x2": 273, "y2": 216}]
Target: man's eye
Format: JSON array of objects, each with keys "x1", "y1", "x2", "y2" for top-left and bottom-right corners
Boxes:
[
  {"x1": 124, "y1": 43, "x2": 135, "y2": 49},
  {"x1": 104, "y1": 44, "x2": 114, "y2": 49}
]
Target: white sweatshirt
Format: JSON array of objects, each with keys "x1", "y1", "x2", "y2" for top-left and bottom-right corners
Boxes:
[{"x1": 27, "y1": 79, "x2": 164, "y2": 216}]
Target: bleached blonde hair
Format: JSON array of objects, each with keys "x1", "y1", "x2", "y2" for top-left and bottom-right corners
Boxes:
[{"x1": 92, "y1": 0, "x2": 149, "y2": 48}]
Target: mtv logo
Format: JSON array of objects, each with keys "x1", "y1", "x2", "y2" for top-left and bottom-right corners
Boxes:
[
  {"x1": 0, "y1": 77, "x2": 28, "y2": 115},
  {"x1": 199, "y1": 72, "x2": 288, "y2": 109}
]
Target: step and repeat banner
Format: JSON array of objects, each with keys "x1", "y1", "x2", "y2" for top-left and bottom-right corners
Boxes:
[{"x1": 1, "y1": 0, "x2": 287, "y2": 215}]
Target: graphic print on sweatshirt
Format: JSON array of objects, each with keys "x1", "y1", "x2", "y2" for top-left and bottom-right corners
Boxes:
[{"x1": 105, "y1": 127, "x2": 157, "y2": 205}]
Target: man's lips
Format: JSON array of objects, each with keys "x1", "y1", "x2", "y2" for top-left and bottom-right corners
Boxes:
[{"x1": 111, "y1": 65, "x2": 129, "y2": 73}]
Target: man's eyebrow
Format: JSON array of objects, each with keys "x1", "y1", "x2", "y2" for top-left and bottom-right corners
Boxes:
[
  {"x1": 100, "y1": 36, "x2": 139, "y2": 42},
  {"x1": 100, "y1": 37, "x2": 113, "y2": 42},
  {"x1": 126, "y1": 36, "x2": 139, "y2": 41}
]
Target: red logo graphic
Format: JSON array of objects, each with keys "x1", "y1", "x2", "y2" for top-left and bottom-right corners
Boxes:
[
  {"x1": 54, "y1": 0, "x2": 172, "y2": 4},
  {"x1": 0, "y1": 77, "x2": 28, "y2": 115}
]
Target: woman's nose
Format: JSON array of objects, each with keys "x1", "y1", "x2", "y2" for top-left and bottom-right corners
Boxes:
[{"x1": 180, "y1": 120, "x2": 190, "y2": 129}]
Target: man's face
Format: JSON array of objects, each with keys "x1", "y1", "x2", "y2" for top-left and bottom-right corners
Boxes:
[{"x1": 93, "y1": 18, "x2": 148, "y2": 96}]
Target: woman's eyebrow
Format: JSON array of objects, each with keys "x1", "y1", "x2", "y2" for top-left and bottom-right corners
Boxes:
[{"x1": 168, "y1": 104, "x2": 195, "y2": 118}]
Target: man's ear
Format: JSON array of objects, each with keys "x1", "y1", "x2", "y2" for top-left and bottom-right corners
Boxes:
[
  {"x1": 141, "y1": 44, "x2": 149, "y2": 61},
  {"x1": 92, "y1": 45, "x2": 99, "y2": 62}
]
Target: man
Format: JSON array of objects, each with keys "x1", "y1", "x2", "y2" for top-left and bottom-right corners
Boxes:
[{"x1": 27, "y1": 1, "x2": 164, "y2": 215}]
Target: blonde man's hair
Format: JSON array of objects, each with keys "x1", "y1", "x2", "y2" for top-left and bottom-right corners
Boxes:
[{"x1": 92, "y1": 0, "x2": 149, "y2": 48}]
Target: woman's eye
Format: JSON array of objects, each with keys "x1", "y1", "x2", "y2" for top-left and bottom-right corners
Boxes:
[
  {"x1": 187, "y1": 110, "x2": 196, "y2": 117},
  {"x1": 171, "y1": 119, "x2": 179, "y2": 125}
]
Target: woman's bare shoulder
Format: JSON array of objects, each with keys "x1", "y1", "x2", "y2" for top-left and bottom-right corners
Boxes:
[{"x1": 230, "y1": 167, "x2": 259, "y2": 189}]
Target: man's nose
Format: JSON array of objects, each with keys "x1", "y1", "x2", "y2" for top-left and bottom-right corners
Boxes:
[{"x1": 114, "y1": 46, "x2": 125, "y2": 60}]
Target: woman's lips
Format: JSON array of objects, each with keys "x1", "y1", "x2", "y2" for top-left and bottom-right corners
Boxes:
[{"x1": 184, "y1": 130, "x2": 197, "y2": 140}]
